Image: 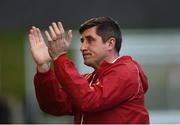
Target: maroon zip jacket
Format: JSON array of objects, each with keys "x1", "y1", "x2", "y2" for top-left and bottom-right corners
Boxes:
[{"x1": 34, "y1": 54, "x2": 149, "y2": 124}]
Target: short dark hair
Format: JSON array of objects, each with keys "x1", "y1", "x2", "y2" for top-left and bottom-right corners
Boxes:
[{"x1": 79, "y1": 17, "x2": 122, "y2": 53}]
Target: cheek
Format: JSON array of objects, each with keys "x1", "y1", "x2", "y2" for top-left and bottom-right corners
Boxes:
[
  {"x1": 96, "y1": 45, "x2": 108, "y2": 54},
  {"x1": 89, "y1": 44, "x2": 108, "y2": 55}
]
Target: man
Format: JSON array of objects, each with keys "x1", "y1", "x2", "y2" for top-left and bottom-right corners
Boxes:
[{"x1": 28, "y1": 17, "x2": 149, "y2": 124}]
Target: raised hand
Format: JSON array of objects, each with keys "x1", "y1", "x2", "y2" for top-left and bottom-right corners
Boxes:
[
  {"x1": 44, "y1": 22, "x2": 73, "y2": 60},
  {"x1": 28, "y1": 26, "x2": 51, "y2": 66}
]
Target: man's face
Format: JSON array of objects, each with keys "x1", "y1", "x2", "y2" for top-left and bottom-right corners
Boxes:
[{"x1": 80, "y1": 26, "x2": 109, "y2": 69}]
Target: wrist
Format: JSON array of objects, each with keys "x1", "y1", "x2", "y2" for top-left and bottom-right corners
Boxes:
[
  {"x1": 53, "y1": 52, "x2": 67, "y2": 60},
  {"x1": 37, "y1": 63, "x2": 50, "y2": 73}
]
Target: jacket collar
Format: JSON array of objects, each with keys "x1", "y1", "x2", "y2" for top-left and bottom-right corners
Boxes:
[{"x1": 94, "y1": 55, "x2": 133, "y2": 78}]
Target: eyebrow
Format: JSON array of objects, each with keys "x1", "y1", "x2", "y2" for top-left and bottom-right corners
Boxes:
[
  {"x1": 85, "y1": 35, "x2": 95, "y2": 40},
  {"x1": 80, "y1": 35, "x2": 95, "y2": 43}
]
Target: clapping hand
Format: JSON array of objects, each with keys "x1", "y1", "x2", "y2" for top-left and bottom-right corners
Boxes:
[
  {"x1": 45, "y1": 22, "x2": 72, "y2": 60},
  {"x1": 28, "y1": 26, "x2": 51, "y2": 66},
  {"x1": 28, "y1": 22, "x2": 72, "y2": 72}
]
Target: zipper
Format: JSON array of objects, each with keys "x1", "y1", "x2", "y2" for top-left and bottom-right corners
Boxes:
[{"x1": 80, "y1": 73, "x2": 96, "y2": 124}]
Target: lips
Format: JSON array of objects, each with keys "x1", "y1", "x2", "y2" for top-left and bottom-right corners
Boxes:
[{"x1": 82, "y1": 53, "x2": 91, "y2": 58}]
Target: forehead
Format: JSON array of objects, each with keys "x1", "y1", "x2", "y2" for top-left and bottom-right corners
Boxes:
[{"x1": 80, "y1": 26, "x2": 98, "y2": 38}]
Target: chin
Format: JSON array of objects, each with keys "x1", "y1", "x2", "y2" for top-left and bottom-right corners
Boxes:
[
  {"x1": 84, "y1": 60, "x2": 94, "y2": 68},
  {"x1": 84, "y1": 61, "x2": 91, "y2": 66}
]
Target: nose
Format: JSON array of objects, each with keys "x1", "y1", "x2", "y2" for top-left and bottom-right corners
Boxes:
[{"x1": 80, "y1": 41, "x2": 88, "y2": 52}]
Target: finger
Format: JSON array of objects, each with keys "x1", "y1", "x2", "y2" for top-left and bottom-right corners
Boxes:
[
  {"x1": 58, "y1": 22, "x2": 65, "y2": 38},
  {"x1": 52, "y1": 22, "x2": 61, "y2": 38},
  {"x1": 28, "y1": 32, "x2": 36, "y2": 48},
  {"x1": 45, "y1": 30, "x2": 53, "y2": 42},
  {"x1": 37, "y1": 28, "x2": 46, "y2": 45},
  {"x1": 49, "y1": 26, "x2": 56, "y2": 41},
  {"x1": 32, "y1": 26, "x2": 39, "y2": 44},
  {"x1": 66, "y1": 30, "x2": 73, "y2": 44}
]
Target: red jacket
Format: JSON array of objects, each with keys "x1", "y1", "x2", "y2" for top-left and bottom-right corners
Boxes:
[{"x1": 34, "y1": 54, "x2": 149, "y2": 124}]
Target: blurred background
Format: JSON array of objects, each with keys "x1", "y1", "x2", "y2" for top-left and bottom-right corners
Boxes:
[{"x1": 0, "y1": 0, "x2": 180, "y2": 123}]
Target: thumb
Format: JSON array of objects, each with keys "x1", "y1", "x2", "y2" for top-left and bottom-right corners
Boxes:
[{"x1": 66, "y1": 30, "x2": 73, "y2": 44}]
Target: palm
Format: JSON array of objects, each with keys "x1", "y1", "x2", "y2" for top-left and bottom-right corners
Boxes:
[{"x1": 31, "y1": 42, "x2": 51, "y2": 65}]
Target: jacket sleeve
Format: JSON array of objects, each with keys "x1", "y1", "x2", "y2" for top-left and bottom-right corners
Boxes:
[
  {"x1": 34, "y1": 69, "x2": 73, "y2": 115},
  {"x1": 54, "y1": 54, "x2": 140, "y2": 113}
]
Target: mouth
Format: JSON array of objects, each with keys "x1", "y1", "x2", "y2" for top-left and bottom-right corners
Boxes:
[{"x1": 82, "y1": 53, "x2": 92, "y2": 59}]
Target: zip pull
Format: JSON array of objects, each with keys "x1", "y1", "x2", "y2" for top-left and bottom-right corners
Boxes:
[{"x1": 80, "y1": 114, "x2": 84, "y2": 124}]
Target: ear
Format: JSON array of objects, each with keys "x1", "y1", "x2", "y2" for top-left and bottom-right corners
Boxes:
[{"x1": 106, "y1": 37, "x2": 116, "y2": 50}]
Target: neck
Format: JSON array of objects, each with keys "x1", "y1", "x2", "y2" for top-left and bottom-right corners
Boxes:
[
  {"x1": 93, "y1": 51, "x2": 119, "y2": 70},
  {"x1": 104, "y1": 51, "x2": 119, "y2": 63}
]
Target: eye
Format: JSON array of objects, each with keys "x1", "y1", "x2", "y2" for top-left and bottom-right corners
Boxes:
[
  {"x1": 87, "y1": 37, "x2": 95, "y2": 44},
  {"x1": 80, "y1": 38, "x2": 84, "y2": 43}
]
